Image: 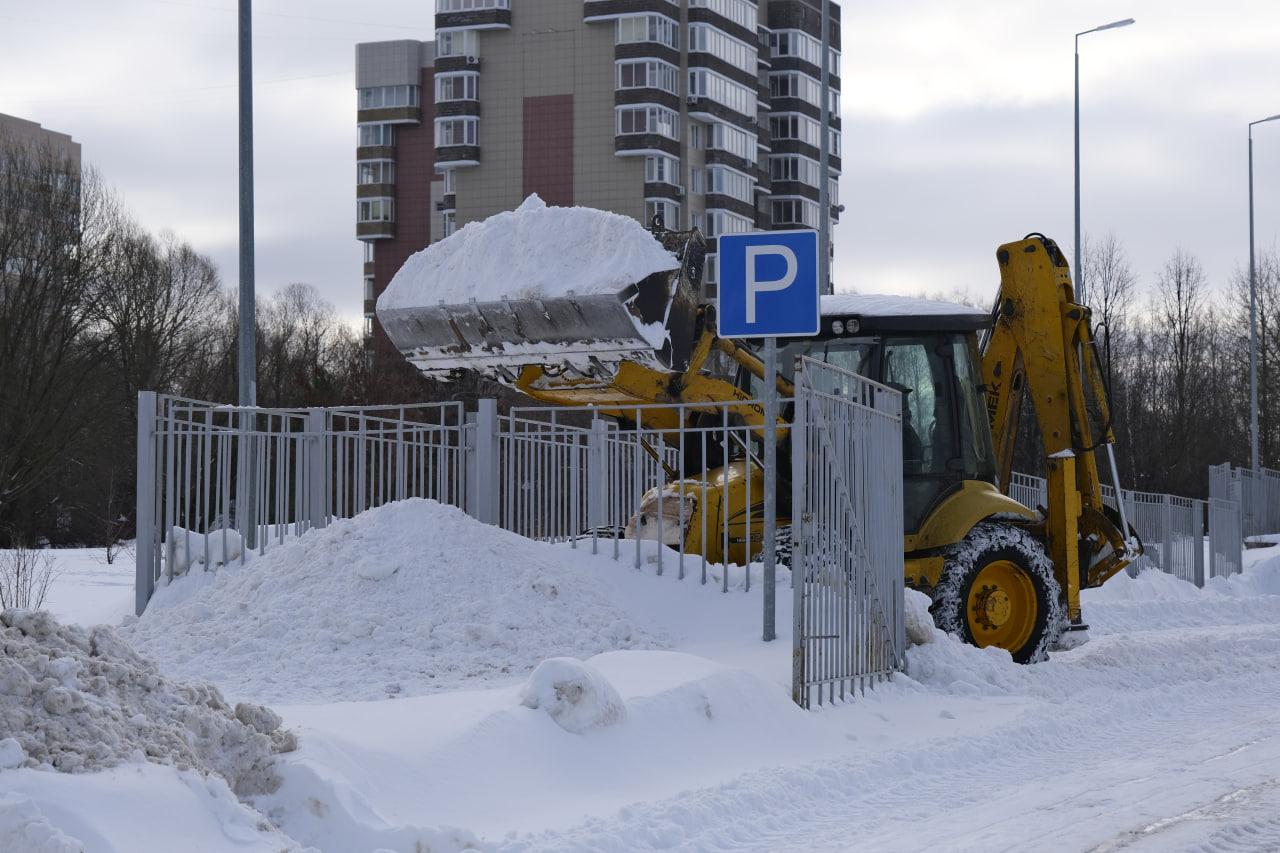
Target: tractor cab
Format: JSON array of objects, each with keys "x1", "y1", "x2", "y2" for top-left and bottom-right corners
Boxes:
[{"x1": 740, "y1": 294, "x2": 998, "y2": 534}]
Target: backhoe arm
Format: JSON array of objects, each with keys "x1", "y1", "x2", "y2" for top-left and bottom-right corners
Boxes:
[{"x1": 981, "y1": 234, "x2": 1139, "y2": 622}]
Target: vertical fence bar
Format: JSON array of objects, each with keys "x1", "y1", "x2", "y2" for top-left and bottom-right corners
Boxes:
[
  {"x1": 134, "y1": 391, "x2": 158, "y2": 615},
  {"x1": 307, "y1": 408, "x2": 327, "y2": 531}
]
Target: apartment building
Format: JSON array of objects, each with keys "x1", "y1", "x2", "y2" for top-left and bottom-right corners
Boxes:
[{"x1": 356, "y1": 0, "x2": 841, "y2": 339}]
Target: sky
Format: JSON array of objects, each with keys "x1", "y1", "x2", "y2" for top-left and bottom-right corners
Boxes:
[{"x1": 2, "y1": 0, "x2": 1278, "y2": 326}]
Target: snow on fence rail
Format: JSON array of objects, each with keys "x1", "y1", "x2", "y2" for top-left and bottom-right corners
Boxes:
[{"x1": 1004, "y1": 471, "x2": 1241, "y2": 586}]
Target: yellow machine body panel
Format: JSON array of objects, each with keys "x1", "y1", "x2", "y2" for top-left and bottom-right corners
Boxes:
[{"x1": 904, "y1": 481, "x2": 1036, "y2": 554}]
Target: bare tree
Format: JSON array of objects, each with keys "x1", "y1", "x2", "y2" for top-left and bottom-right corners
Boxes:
[
  {"x1": 0, "y1": 134, "x2": 116, "y2": 539},
  {"x1": 0, "y1": 536, "x2": 58, "y2": 610}
]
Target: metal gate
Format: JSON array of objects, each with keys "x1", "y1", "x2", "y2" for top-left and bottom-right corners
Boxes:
[{"x1": 790, "y1": 356, "x2": 904, "y2": 708}]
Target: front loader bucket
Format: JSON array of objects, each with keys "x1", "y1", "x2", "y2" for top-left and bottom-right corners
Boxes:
[{"x1": 379, "y1": 227, "x2": 705, "y2": 381}]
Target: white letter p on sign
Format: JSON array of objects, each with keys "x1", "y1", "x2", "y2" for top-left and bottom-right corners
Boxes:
[{"x1": 745, "y1": 245, "x2": 798, "y2": 323}]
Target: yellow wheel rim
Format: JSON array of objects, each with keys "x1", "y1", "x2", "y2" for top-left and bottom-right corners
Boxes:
[{"x1": 965, "y1": 560, "x2": 1037, "y2": 652}]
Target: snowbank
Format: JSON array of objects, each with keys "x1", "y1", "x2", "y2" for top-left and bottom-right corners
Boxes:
[
  {"x1": 126, "y1": 499, "x2": 667, "y2": 704},
  {"x1": 0, "y1": 609, "x2": 293, "y2": 796},
  {"x1": 0, "y1": 763, "x2": 309, "y2": 853},
  {"x1": 377, "y1": 194, "x2": 679, "y2": 311}
]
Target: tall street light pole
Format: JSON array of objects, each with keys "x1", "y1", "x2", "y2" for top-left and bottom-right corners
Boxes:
[
  {"x1": 1075, "y1": 17, "x2": 1134, "y2": 306},
  {"x1": 817, "y1": 0, "x2": 832, "y2": 295},
  {"x1": 1249, "y1": 113, "x2": 1280, "y2": 472},
  {"x1": 238, "y1": 0, "x2": 256, "y2": 408}
]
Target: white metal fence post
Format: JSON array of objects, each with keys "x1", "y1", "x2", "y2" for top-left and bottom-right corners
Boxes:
[
  {"x1": 1193, "y1": 499, "x2": 1206, "y2": 587},
  {"x1": 306, "y1": 408, "x2": 327, "y2": 531},
  {"x1": 135, "y1": 391, "x2": 158, "y2": 615},
  {"x1": 469, "y1": 399, "x2": 499, "y2": 525},
  {"x1": 587, "y1": 417, "x2": 608, "y2": 533}
]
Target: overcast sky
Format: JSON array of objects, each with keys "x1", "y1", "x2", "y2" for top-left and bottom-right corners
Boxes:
[{"x1": 2, "y1": 0, "x2": 1278, "y2": 325}]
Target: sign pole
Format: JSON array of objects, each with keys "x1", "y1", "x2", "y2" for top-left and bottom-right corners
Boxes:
[{"x1": 762, "y1": 335, "x2": 778, "y2": 641}]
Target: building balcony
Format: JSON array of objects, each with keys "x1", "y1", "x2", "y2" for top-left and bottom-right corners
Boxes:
[
  {"x1": 434, "y1": 145, "x2": 480, "y2": 168},
  {"x1": 435, "y1": 4, "x2": 511, "y2": 31},
  {"x1": 357, "y1": 221, "x2": 395, "y2": 240},
  {"x1": 356, "y1": 106, "x2": 421, "y2": 126}
]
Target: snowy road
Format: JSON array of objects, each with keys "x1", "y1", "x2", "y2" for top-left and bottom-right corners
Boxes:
[
  {"x1": 16, "y1": 516, "x2": 1280, "y2": 853},
  {"x1": 504, "y1": 602, "x2": 1280, "y2": 852}
]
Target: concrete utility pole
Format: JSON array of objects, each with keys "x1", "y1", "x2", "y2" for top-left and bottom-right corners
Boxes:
[
  {"x1": 1074, "y1": 17, "x2": 1134, "y2": 305},
  {"x1": 238, "y1": 0, "x2": 256, "y2": 407},
  {"x1": 1249, "y1": 114, "x2": 1280, "y2": 472},
  {"x1": 817, "y1": 0, "x2": 832, "y2": 295}
]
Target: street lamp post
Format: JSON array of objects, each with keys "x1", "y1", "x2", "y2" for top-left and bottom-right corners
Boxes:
[
  {"x1": 1249, "y1": 114, "x2": 1280, "y2": 472},
  {"x1": 1074, "y1": 17, "x2": 1134, "y2": 306}
]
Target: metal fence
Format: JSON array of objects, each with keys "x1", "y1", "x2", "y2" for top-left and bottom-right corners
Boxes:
[
  {"x1": 790, "y1": 356, "x2": 905, "y2": 708},
  {"x1": 135, "y1": 392, "x2": 466, "y2": 613},
  {"x1": 471, "y1": 397, "x2": 787, "y2": 590},
  {"x1": 1002, "y1": 471, "x2": 1242, "y2": 586},
  {"x1": 1208, "y1": 496, "x2": 1244, "y2": 579},
  {"x1": 1209, "y1": 463, "x2": 1280, "y2": 540}
]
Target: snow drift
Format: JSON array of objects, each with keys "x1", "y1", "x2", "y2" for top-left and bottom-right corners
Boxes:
[
  {"x1": 126, "y1": 499, "x2": 667, "y2": 704},
  {"x1": 377, "y1": 193, "x2": 678, "y2": 311},
  {"x1": 0, "y1": 609, "x2": 294, "y2": 795}
]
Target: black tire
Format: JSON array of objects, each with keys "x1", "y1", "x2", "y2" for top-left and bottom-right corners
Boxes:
[{"x1": 929, "y1": 522, "x2": 1066, "y2": 664}]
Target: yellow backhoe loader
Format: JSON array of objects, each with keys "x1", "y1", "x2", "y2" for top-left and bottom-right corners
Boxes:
[{"x1": 379, "y1": 225, "x2": 1141, "y2": 663}]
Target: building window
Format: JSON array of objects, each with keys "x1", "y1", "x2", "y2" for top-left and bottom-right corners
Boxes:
[
  {"x1": 357, "y1": 198, "x2": 394, "y2": 222},
  {"x1": 436, "y1": 29, "x2": 479, "y2": 58},
  {"x1": 687, "y1": 24, "x2": 756, "y2": 75},
  {"x1": 616, "y1": 105, "x2": 680, "y2": 140},
  {"x1": 435, "y1": 117, "x2": 478, "y2": 147},
  {"x1": 436, "y1": 72, "x2": 479, "y2": 102},
  {"x1": 704, "y1": 210, "x2": 752, "y2": 237},
  {"x1": 770, "y1": 72, "x2": 840, "y2": 113},
  {"x1": 438, "y1": 168, "x2": 456, "y2": 195},
  {"x1": 769, "y1": 153, "x2": 820, "y2": 186},
  {"x1": 437, "y1": 0, "x2": 509, "y2": 11},
  {"x1": 771, "y1": 197, "x2": 819, "y2": 227},
  {"x1": 706, "y1": 165, "x2": 753, "y2": 203},
  {"x1": 644, "y1": 154, "x2": 680, "y2": 185},
  {"x1": 363, "y1": 242, "x2": 375, "y2": 263},
  {"x1": 442, "y1": 211, "x2": 457, "y2": 237},
  {"x1": 615, "y1": 14, "x2": 680, "y2": 49},
  {"x1": 706, "y1": 120, "x2": 757, "y2": 164},
  {"x1": 358, "y1": 123, "x2": 394, "y2": 147},
  {"x1": 357, "y1": 85, "x2": 419, "y2": 110},
  {"x1": 688, "y1": 69, "x2": 755, "y2": 119},
  {"x1": 616, "y1": 59, "x2": 679, "y2": 94},
  {"x1": 645, "y1": 200, "x2": 680, "y2": 229},
  {"x1": 357, "y1": 159, "x2": 395, "y2": 185},
  {"x1": 770, "y1": 29, "x2": 840, "y2": 76},
  {"x1": 364, "y1": 275, "x2": 374, "y2": 301},
  {"x1": 689, "y1": 165, "x2": 704, "y2": 194},
  {"x1": 687, "y1": 0, "x2": 757, "y2": 33},
  {"x1": 704, "y1": 252, "x2": 718, "y2": 284},
  {"x1": 364, "y1": 316, "x2": 374, "y2": 338},
  {"x1": 690, "y1": 123, "x2": 705, "y2": 151}
]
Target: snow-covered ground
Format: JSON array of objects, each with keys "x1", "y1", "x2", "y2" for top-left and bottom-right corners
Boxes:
[{"x1": 7, "y1": 504, "x2": 1280, "y2": 852}]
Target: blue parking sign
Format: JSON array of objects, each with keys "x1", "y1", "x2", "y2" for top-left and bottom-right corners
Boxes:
[{"x1": 716, "y1": 230, "x2": 819, "y2": 338}]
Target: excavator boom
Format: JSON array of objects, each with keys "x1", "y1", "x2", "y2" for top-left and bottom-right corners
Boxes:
[{"x1": 982, "y1": 234, "x2": 1140, "y2": 622}]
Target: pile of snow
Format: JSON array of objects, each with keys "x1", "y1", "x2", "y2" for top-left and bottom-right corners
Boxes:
[
  {"x1": 519, "y1": 657, "x2": 627, "y2": 734},
  {"x1": 1, "y1": 763, "x2": 309, "y2": 853},
  {"x1": 0, "y1": 609, "x2": 294, "y2": 795},
  {"x1": 377, "y1": 194, "x2": 679, "y2": 310},
  {"x1": 126, "y1": 499, "x2": 667, "y2": 704},
  {"x1": 167, "y1": 525, "x2": 243, "y2": 576}
]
